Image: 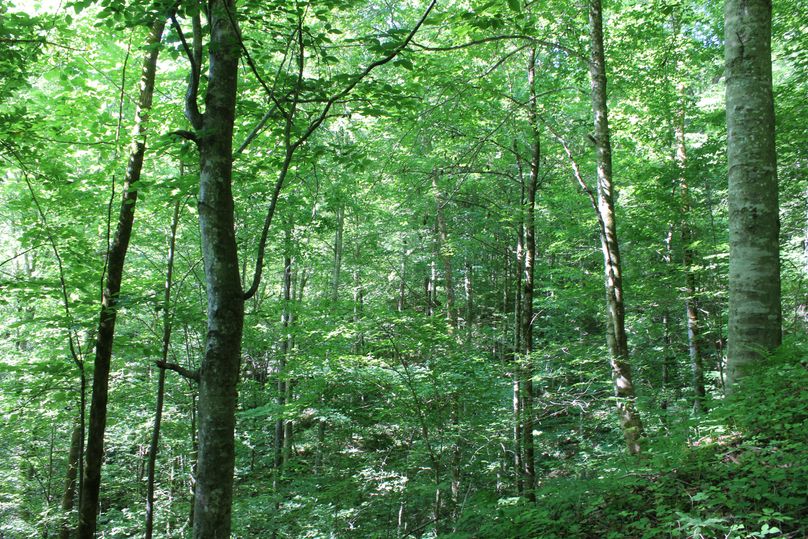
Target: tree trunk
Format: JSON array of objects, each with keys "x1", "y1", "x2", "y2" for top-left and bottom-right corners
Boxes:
[
  {"x1": 398, "y1": 241, "x2": 407, "y2": 312},
  {"x1": 725, "y1": 0, "x2": 781, "y2": 389},
  {"x1": 78, "y1": 19, "x2": 166, "y2": 537},
  {"x1": 59, "y1": 423, "x2": 81, "y2": 539},
  {"x1": 191, "y1": 1, "x2": 244, "y2": 536},
  {"x1": 521, "y1": 48, "x2": 539, "y2": 501},
  {"x1": 674, "y1": 98, "x2": 706, "y2": 413},
  {"x1": 588, "y1": 0, "x2": 644, "y2": 454},
  {"x1": 513, "y1": 204, "x2": 524, "y2": 497},
  {"x1": 274, "y1": 235, "x2": 292, "y2": 486},
  {"x1": 433, "y1": 174, "x2": 458, "y2": 328},
  {"x1": 464, "y1": 260, "x2": 474, "y2": 344},
  {"x1": 432, "y1": 174, "x2": 462, "y2": 518},
  {"x1": 145, "y1": 198, "x2": 181, "y2": 539}
]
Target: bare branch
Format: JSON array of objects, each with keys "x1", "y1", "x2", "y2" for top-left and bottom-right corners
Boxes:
[
  {"x1": 411, "y1": 35, "x2": 583, "y2": 61},
  {"x1": 0, "y1": 38, "x2": 84, "y2": 51},
  {"x1": 156, "y1": 360, "x2": 199, "y2": 382},
  {"x1": 545, "y1": 125, "x2": 597, "y2": 210},
  {"x1": 169, "y1": 129, "x2": 199, "y2": 143}
]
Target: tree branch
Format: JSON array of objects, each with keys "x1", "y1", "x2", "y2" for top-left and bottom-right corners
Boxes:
[
  {"x1": 243, "y1": 19, "x2": 303, "y2": 300},
  {"x1": 170, "y1": 13, "x2": 203, "y2": 130},
  {"x1": 222, "y1": 1, "x2": 288, "y2": 121},
  {"x1": 411, "y1": 34, "x2": 583, "y2": 61},
  {"x1": 293, "y1": 0, "x2": 438, "y2": 149},
  {"x1": 156, "y1": 360, "x2": 199, "y2": 382},
  {"x1": 242, "y1": 2, "x2": 436, "y2": 300},
  {"x1": 169, "y1": 129, "x2": 199, "y2": 143}
]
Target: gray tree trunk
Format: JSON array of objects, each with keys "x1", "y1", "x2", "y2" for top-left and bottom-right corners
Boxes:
[
  {"x1": 512, "y1": 225, "x2": 523, "y2": 497},
  {"x1": 433, "y1": 174, "x2": 458, "y2": 328},
  {"x1": 675, "y1": 101, "x2": 706, "y2": 413},
  {"x1": 725, "y1": 0, "x2": 781, "y2": 389},
  {"x1": 588, "y1": 0, "x2": 644, "y2": 454}
]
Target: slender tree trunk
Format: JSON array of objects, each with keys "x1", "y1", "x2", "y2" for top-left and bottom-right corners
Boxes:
[
  {"x1": 315, "y1": 207, "x2": 344, "y2": 475},
  {"x1": 464, "y1": 260, "x2": 474, "y2": 344},
  {"x1": 353, "y1": 242, "x2": 365, "y2": 354},
  {"x1": 191, "y1": 1, "x2": 244, "y2": 535},
  {"x1": 588, "y1": 0, "x2": 644, "y2": 454},
  {"x1": 518, "y1": 48, "x2": 540, "y2": 502},
  {"x1": 433, "y1": 174, "x2": 458, "y2": 328},
  {"x1": 725, "y1": 0, "x2": 781, "y2": 389},
  {"x1": 427, "y1": 259, "x2": 437, "y2": 317},
  {"x1": 274, "y1": 234, "x2": 292, "y2": 486},
  {"x1": 332, "y1": 204, "x2": 344, "y2": 304},
  {"x1": 187, "y1": 391, "x2": 197, "y2": 530},
  {"x1": 78, "y1": 19, "x2": 166, "y2": 537},
  {"x1": 398, "y1": 241, "x2": 407, "y2": 312},
  {"x1": 513, "y1": 209, "x2": 524, "y2": 497},
  {"x1": 674, "y1": 97, "x2": 706, "y2": 413},
  {"x1": 145, "y1": 198, "x2": 181, "y2": 539},
  {"x1": 661, "y1": 226, "x2": 674, "y2": 409},
  {"x1": 59, "y1": 422, "x2": 81, "y2": 539},
  {"x1": 432, "y1": 174, "x2": 462, "y2": 518},
  {"x1": 283, "y1": 267, "x2": 306, "y2": 466}
]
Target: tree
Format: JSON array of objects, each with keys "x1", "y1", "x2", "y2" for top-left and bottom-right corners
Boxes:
[
  {"x1": 78, "y1": 17, "x2": 166, "y2": 538},
  {"x1": 173, "y1": 0, "x2": 244, "y2": 534},
  {"x1": 587, "y1": 0, "x2": 643, "y2": 453},
  {"x1": 725, "y1": 0, "x2": 781, "y2": 388}
]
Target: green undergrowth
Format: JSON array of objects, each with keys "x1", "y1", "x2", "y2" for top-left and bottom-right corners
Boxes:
[{"x1": 452, "y1": 342, "x2": 808, "y2": 539}]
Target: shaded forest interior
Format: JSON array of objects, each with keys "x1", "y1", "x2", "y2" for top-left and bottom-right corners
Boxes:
[{"x1": 0, "y1": 0, "x2": 806, "y2": 537}]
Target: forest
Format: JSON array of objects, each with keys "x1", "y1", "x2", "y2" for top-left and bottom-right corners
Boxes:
[{"x1": 0, "y1": 0, "x2": 806, "y2": 536}]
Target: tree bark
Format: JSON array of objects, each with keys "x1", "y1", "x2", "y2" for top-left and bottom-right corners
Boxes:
[
  {"x1": 78, "y1": 19, "x2": 166, "y2": 537},
  {"x1": 725, "y1": 0, "x2": 781, "y2": 389},
  {"x1": 588, "y1": 0, "x2": 644, "y2": 454},
  {"x1": 521, "y1": 48, "x2": 539, "y2": 501},
  {"x1": 274, "y1": 234, "x2": 292, "y2": 486},
  {"x1": 192, "y1": 2, "x2": 244, "y2": 535},
  {"x1": 464, "y1": 260, "x2": 473, "y2": 344},
  {"x1": 175, "y1": 1, "x2": 245, "y2": 536},
  {"x1": 145, "y1": 198, "x2": 181, "y2": 539},
  {"x1": 59, "y1": 422, "x2": 81, "y2": 539},
  {"x1": 512, "y1": 194, "x2": 524, "y2": 497},
  {"x1": 433, "y1": 174, "x2": 458, "y2": 328},
  {"x1": 674, "y1": 98, "x2": 706, "y2": 413}
]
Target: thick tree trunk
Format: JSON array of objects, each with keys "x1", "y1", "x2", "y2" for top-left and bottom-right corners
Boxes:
[
  {"x1": 59, "y1": 423, "x2": 81, "y2": 539},
  {"x1": 191, "y1": 1, "x2": 244, "y2": 536},
  {"x1": 145, "y1": 198, "x2": 181, "y2": 539},
  {"x1": 725, "y1": 0, "x2": 781, "y2": 389},
  {"x1": 78, "y1": 19, "x2": 166, "y2": 537},
  {"x1": 588, "y1": 0, "x2": 644, "y2": 454}
]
